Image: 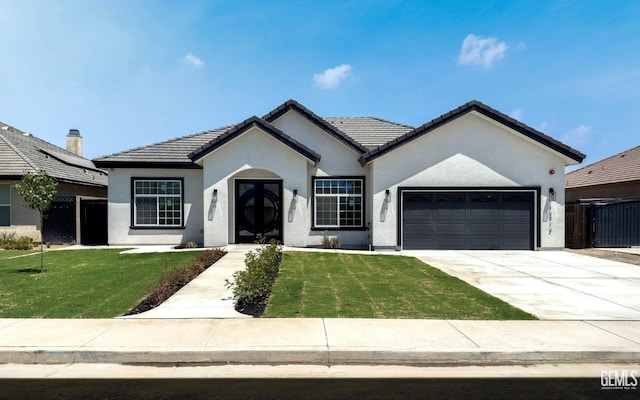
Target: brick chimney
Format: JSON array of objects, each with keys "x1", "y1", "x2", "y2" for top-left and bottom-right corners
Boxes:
[{"x1": 66, "y1": 129, "x2": 83, "y2": 156}]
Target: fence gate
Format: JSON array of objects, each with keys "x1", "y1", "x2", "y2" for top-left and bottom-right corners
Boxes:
[
  {"x1": 42, "y1": 196, "x2": 76, "y2": 244},
  {"x1": 593, "y1": 201, "x2": 640, "y2": 247}
]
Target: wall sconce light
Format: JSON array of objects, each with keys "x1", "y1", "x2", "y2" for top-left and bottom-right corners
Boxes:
[
  {"x1": 212, "y1": 189, "x2": 218, "y2": 202},
  {"x1": 549, "y1": 187, "x2": 555, "y2": 201},
  {"x1": 293, "y1": 189, "x2": 298, "y2": 201},
  {"x1": 385, "y1": 189, "x2": 391, "y2": 203}
]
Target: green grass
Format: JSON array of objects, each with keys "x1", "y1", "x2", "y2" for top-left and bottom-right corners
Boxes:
[
  {"x1": 263, "y1": 252, "x2": 537, "y2": 320},
  {"x1": 0, "y1": 249, "x2": 203, "y2": 318}
]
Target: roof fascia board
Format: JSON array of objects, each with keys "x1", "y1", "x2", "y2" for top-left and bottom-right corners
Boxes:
[{"x1": 93, "y1": 161, "x2": 202, "y2": 170}]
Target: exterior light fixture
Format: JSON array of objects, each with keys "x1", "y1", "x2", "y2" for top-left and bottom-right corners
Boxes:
[
  {"x1": 549, "y1": 187, "x2": 555, "y2": 200},
  {"x1": 212, "y1": 189, "x2": 218, "y2": 202},
  {"x1": 293, "y1": 189, "x2": 298, "y2": 201},
  {"x1": 385, "y1": 189, "x2": 391, "y2": 203}
]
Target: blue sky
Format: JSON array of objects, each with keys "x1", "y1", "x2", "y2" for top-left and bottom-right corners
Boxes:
[{"x1": 0, "y1": 1, "x2": 638, "y2": 171}]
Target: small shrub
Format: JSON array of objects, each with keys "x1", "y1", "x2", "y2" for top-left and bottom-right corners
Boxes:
[
  {"x1": 322, "y1": 234, "x2": 341, "y2": 249},
  {"x1": 226, "y1": 240, "x2": 282, "y2": 316},
  {"x1": 184, "y1": 240, "x2": 198, "y2": 248},
  {"x1": 0, "y1": 234, "x2": 34, "y2": 250}
]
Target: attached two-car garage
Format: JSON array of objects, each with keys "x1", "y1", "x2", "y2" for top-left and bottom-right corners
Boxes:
[{"x1": 401, "y1": 189, "x2": 537, "y2": 250}]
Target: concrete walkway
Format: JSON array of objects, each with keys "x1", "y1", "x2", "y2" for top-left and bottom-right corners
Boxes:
[
  {"x1": 412, "y1": 250, "x2": 640, "y2": 320},
  {"x1": 123, "y1": 244, "x2": 254, "y2": 319}
]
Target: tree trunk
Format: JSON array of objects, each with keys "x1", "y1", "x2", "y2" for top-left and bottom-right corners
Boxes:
[{"x1": 40, "y1": 213, "x2": 44, "y2": 273}]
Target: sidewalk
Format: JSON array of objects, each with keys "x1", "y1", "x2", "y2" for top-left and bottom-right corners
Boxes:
[{"x1": 0, "y1": 318, "x2": 638, "y2": 367}]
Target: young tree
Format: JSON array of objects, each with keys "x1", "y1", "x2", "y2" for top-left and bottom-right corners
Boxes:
[{"x1": 15, "y1": 170, "x2": 57, "y2": 272}]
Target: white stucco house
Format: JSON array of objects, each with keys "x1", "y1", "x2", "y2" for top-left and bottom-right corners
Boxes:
[{"x1": 93, "y1": 100, "x2": 585, "y2": 250}]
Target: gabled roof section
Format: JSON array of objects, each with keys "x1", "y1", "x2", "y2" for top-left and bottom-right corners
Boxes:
[
  {"x1": 189, "y1": 116, "x2": 321, "y2": 165},
  {"x1": 358, "y1": 100, "x2": 587, "y2": 166},
  {"x1": 263, "y1": 99, "x2": 369, "y2": 154},
  {"x1": 323, "y1": 117, "x2": 413, "y2": 150},
  {"x1": 93, "y1": 127, "x2": 231, "y2": 169},
  {"x1": 566, "y1": 145, "x2": 640, "y2": 188},
  {"x1": 0, "y1": 122, "x2": 107, "y2": 187}
]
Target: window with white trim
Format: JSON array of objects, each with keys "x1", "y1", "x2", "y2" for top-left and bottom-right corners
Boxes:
[
  {"x1": 314, "y1": 178, "x2": 363, "y2": 228},
  {"x1": 133, "y1": 179, "x2": 183, "y2": 227},
  {"x1": 0, "y1": 184, "x2": 10, "y2": 226}
]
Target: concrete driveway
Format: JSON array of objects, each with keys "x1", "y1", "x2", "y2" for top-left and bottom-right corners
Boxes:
[{"x1": 409, "y1": 250, "x2": 640, "y2": 320}]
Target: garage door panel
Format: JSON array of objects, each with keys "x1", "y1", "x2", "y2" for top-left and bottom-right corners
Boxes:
[
  {"x1": 436, "y1": 209, "x2": 466, "y2": 217},
  {"x1": 469, "y1": 239, "x2": 500, "y2": 249},
  {"x1": 402, "y1": 191, "x2": 534, "y2": 250},
  {"x1": 436, "y1": 238, "x2": 466, "y2": 249},
  {"x1": 470, "y1": 223, "x2": 499, "y2": 233},
  {"x1": 470, "y1": 209, "x2": 500, "y2": 217}
]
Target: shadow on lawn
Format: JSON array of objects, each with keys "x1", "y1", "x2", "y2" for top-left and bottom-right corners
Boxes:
[{"x1": 12, "y1": 268, "x2": 45, "y2": 274}]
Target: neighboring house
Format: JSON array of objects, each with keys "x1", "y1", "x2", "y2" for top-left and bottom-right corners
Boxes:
[
  {"x1": 565, "y1": 145, "x2": 640, "y2": 248},
  {"x1": 93, "y1": 100, "x2": 585, "y2": 250},
  {"x1": 565, "y1": 145, "x2": 640, "y2": 202},
  {"x1": 0, "y1": 123, "x2": 108, "y2": 244}
]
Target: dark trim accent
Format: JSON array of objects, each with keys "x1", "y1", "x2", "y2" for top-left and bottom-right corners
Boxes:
[
  {"x1": 189, "y1": 116, "x2": 321, "y2": 164},
  {"x1": 263, "y1": 99, "x2": 369, "y2": 155},
  {"x1": 311, "y1": 176, "x2": 366, "y2": 231},
  {"x1": 396, "y1": 186, "x2": 541, "y2": 249},
  {"x1": 94, "y1": 161, "x2": 202, "y2": 170},
  {"x1": 234, "y1": 179, "x2": 283, "y2": 243},
  {"x1": 129, "y1": 226, "x2": 187, "y2": 230},
  {"x1": 130, "y1": 177, "x2": 186, "y2": 229},
  {"x1": 359, "y1": 100, "x2": 586, "y2": 166}
]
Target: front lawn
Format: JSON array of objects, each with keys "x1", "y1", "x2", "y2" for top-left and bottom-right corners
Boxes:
[
  {"x1": 263, "y1": 252, "x2": 536, "y2": 320},
  {"x1": 0, "y1": 249, "x2": 204, "y2": 318}
]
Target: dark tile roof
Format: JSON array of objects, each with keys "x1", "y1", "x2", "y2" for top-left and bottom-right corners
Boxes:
[
  {"x1": 324, "y1": 117, "x2": 413, "y2": 149},
  {"x1": 93, "y1": 126, "x2": 232, "y2": 169},
  {"x1": 358, "y1": 100, "x2": 587, "y2": 166},
  {"x1": 565, "y1": 145, "x2": 640, "y2": 188},
  {"x1": 0, "y1": 122, "x2": 107, "y2": 187},
  {"x1": 263, "y1": 99, "x2": 370, "y2": 154},
  {"x1": 189, "y1": 116, "x2": 321, "y2": 164}
]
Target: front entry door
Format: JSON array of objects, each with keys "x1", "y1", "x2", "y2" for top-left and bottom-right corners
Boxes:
[{"x1": 235, "y1": 180, "x2": 283, "y2": 243}]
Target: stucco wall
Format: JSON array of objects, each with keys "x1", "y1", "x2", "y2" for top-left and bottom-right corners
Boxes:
[
  {"x1": 199, "y1": 127, "x2": 310, "y2": 247},
  {"x1": 0, "y1": 180, "x2": 40, "y2": 241},
  {"x1": 106, "y1": 168, "x2": 204, "y2": 245},
  {"x1": 369, "y1": 112, "x2": 567, "y2": 249},
  {"x1": 271, "y1": 112, "x2": 371, "y2": 247}
]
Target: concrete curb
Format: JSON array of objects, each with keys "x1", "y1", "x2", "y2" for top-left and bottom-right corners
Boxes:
[{"x1": 1, "y1": 348, "x2": 639, "y2": 367}]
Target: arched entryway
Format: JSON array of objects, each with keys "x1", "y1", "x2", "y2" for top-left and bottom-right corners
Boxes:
[{"x1": 235, "y1": 179, "x2": 283, "y2": 243}]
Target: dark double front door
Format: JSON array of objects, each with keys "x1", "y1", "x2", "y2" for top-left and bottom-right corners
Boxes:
[{"x1": 235, "y1": 180, "x2": 282, "y2": 243}]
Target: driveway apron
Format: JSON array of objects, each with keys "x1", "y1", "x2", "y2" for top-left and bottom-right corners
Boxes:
[{"x1": 409, "y1": 250, "x2": 640, "y2": 320}]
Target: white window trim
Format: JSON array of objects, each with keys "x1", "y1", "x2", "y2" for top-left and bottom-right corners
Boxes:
[
  {"x1": 132, "y1": 179, "x2": 183, "y2": 228},
  {"x1": 313, "y1": 178, "x2": 364, "y2": 229}
]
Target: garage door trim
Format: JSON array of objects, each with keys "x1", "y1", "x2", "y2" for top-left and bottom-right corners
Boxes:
[{"x1": 397, "y1": 186, "x2": 541, "y2": 250}]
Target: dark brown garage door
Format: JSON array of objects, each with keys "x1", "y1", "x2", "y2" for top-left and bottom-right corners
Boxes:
[{"x1": 402, "y1": 191, "x2": 534, "y2": 250}]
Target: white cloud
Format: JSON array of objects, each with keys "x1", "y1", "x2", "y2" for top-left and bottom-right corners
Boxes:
[
  {"x1": 181, "y1": 52, "x2": 205, "y2": 68},
  {"x1": 458, "y1": 34, "x2": 509, "y2": 68},
  {"x1": 509, "y1": 108, "x2": 524, "y2": 120},
  {"x1": 313, "y1": 64, "x2": 352, "y2": 89},
  {"x1": 562, "y1": 125, "x2": 592, "y2": 147}
]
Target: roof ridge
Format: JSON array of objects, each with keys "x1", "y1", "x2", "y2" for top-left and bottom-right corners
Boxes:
[
  {"x1": 0, "y1": 130, "x2": 39, "y2": 173},
  {"x1": 566, "y1": 144, "x2": 640, "y2": 176},
  {"x1": 263, "y1": 99, "x2": 369, "y2": 154}
]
